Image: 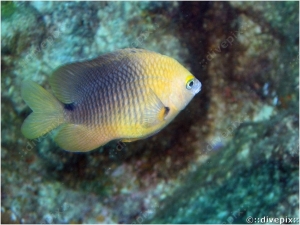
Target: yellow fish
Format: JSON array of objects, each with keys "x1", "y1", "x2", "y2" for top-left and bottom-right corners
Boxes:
[{"x1": 21, "y1": 48, "x2": 201, "y2": 152}]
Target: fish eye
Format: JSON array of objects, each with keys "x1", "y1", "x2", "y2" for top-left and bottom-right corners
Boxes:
[{"x1": 186, "y1": 79, "x2": 194, "y2": 90}]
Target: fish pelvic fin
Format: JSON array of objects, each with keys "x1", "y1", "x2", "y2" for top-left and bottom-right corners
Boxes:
[{"x1": 21, "y1": 80, "x2": 64, "y2": 139}]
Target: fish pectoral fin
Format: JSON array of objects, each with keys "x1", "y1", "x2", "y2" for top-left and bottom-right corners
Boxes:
[
  {"x1": 142, "y1": 89, "x2": 170, "y2": 128},
  {"x1": 54, "y1": 124, "x2": 106, "y2": 152}
]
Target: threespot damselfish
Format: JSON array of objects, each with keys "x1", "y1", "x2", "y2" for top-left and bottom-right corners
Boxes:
[{"x1": 21, "y1": 48, "x2": 202, "y2": 152}]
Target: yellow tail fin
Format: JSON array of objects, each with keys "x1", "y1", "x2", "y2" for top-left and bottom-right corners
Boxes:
[{"x1": 21, "y1": 80, "x2": 64, "y2": 139}]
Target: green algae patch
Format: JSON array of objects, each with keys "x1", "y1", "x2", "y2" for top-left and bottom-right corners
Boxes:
[{"x1": 1, "y1": 1, "x2": 17, "y2": 20}]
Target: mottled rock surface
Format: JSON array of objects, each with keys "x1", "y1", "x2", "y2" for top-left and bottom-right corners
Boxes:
[
  {"x1": 149, "y1": 111, "x2": 299, "y2": 223},
  {"x1": 1, "y1": 1, "x2": 298, "y2": 224}
]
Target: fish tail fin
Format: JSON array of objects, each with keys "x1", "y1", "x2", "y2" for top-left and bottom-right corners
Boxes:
[{"x1": 21, "y1": 80, "x2": 64, "y2": 139}]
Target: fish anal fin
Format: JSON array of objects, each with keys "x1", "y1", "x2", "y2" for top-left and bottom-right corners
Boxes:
[{"x1": 54, "y1": 124, "x2": 108, "y2": 152}]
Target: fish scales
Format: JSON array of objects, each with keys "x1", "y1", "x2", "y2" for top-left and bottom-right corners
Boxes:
[
  {"x1": 89, "y1": 90, "x2": 99, "y2": 125},
  {"x1": 99, "y1": 86, "x2": 111, "y2": 125},
  {"x1": 126, "y1": 85, "x2": 135, "y2": 121},
  {"x1": 106, "y1": 87, "x2": 114, "y2": 127},
  {"x1": 21, "y1": 48, "x2": 202, "y2": 151},
  {"x1": 88, "y1": 91, "x2": 95, "y2": 125},
  {"x1": 93, "y1": 90, "x2": 100, "y2": 125},
  {"x1": 117, "y1": 83, "x2": 125, "y2": 124},
  {"x1": 77, "y1": 70, "x2": 137, "y2": 128},
  {"x1": 133, "y1": 85, "x2": 142, "y2": 125},
  {"x1": 130, "y1": 82, "x2": 138, "y2": 123}
]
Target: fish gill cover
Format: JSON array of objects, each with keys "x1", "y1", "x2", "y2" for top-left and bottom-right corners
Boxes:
[{"x1": 1, "y1": 1, "x2": 299, "y2": 224}]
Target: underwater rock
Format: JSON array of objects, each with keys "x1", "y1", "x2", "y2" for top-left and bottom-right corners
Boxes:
[
  {"x1": 1, "y1": 1, "x2": 298, "y2": 223},
  {"x1": 148, "y1": 2, "x2": 298, "y2": 223},
  {"x1": 149, "y1": 111, "x2": 299, "y2": 223}
]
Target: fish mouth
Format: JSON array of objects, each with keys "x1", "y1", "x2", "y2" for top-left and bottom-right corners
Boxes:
[{"x1": 193, "y1": 79, "x2": 202, "y2": 95}]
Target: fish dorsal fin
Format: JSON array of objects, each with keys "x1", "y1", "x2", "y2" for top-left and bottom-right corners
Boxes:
[
  {"x1": 50, "y1": 49, "x2": 136, "y2": 104},
  {"x1": 142, "y1": 88, "x2": 170, "y2": 128}
]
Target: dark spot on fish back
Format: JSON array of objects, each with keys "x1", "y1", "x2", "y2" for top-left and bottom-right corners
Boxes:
[{"x1": 64, "y1": 103, "x2": 75, "y2": 111}]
